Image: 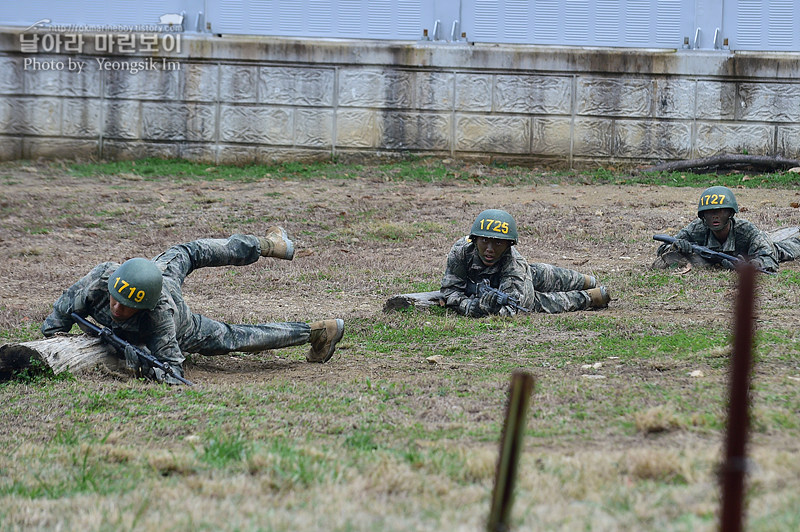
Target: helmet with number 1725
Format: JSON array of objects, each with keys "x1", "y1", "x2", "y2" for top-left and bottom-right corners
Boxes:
[
  {"x1": 469, "y1": 209, "x2": 518, "y2": 245},
  {"x1": 108, "y1": 258, "x2": 162, "y2": 310}
]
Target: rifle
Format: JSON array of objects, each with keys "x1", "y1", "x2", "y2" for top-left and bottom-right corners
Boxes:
[
  {"x1": 475, "y1": 280, "x2": 532, "y2": 313},
  {"x1": 653, "y1": 234, "x2": 773, "y2": 275},
  {"x1": 70, "y1": 312, "x2": 194, "y2": 386}
]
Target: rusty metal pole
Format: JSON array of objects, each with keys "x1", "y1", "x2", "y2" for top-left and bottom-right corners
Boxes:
[
  {"x1": 487, "y1": 370, "x2": 535, "y2": 532},
  {"x1": 720, "y1": 263, "x2": 757, "y2": 532}
]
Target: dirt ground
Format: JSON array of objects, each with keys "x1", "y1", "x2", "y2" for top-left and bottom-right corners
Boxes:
[{"x1": 2, "y1": 161, "x2": 800, "y2": 388}]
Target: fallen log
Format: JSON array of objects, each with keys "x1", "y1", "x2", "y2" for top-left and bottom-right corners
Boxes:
[
  {"x1": 641, "y1": 154, "x2": 800, "y2": 174},
  {"x1": 383, "y1": 291, "x2": 445, "y2": 312},
  {"x1": 0, "y1": 334, "x2": 125, "y2": 379}
]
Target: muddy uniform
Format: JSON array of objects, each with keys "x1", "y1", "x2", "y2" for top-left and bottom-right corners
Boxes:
[
  {"x1": 654, "y1": 218, "x2": 780, "y2": 272},
  {"x1": 440, "y1": 237, "x2": 592, "y2": 316},
  {"x1": 42, "y1": 234, "x2": 311, "y2": 373}
]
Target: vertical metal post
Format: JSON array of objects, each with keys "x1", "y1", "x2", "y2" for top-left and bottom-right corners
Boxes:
[
  {"x1": 720, "y1": 263, "x2": 757, "y2": 532},
  {"x1": 487, "y1": 370, "x2": 535, "y2": 532}
]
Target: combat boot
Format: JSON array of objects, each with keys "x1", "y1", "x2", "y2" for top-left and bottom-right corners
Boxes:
[
  {"x1": 307, "y1": 319, "x2": 345, "y2": 363},
  {"x1": 259, "y1": 226, "x2": 294, "y2": 260},
  {"x1": 582, "y1": 274, "x2": 597, "y2": 289},
  {"x1": 587, "y1": 286, "x2": 611, "y2": 308}
]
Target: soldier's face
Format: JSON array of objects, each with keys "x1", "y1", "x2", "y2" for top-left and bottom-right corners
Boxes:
[
  {"x1": 109, "y1": 297, "x2": 140, "y2": 322},
  {"x1": 475, "y1": 237, "x2": 510, "y2": 266},
  {"x1": 702, "y1": 208, "x2": 734, "y2": 232}
]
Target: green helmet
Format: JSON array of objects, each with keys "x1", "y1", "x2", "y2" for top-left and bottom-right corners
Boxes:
[
  {"x1": 697, "y1": 186, "x2": 738, "y2": 217},
  {"x1": 469, "y1": 209, "x2": 518, "y2": 244},
  {"x1": 108, "y1": 258, "x2": 162, "y2": 310}
]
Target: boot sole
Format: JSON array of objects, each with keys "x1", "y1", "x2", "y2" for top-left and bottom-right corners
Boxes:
[{"x1": 323, "y1": 319, "x2": 345, "y2": 363}]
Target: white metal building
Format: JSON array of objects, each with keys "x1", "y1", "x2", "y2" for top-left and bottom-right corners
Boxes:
[{"x1": 2, "y1": 0, "x2": 799, "y2": 52}]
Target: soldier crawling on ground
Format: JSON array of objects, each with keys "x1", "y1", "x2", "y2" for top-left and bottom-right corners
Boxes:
[
  {"x1": 653, "y1": 185, "x2": 800, "y2": 273},
  {"x1": 441, "y1": 209, "x2": 611, "y2": 317},
  {"x1": 41, "y1": 228, "x2": 345, "y2": 384}
]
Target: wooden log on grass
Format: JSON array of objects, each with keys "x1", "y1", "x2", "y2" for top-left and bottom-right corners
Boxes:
[
  {"x1": 383, "y1": 290, "x2": 445, "y2": 312},
  {"x1": 642, "y1": 154, "x2": 800, "y2": 174},
  {"x1": 0, "y1": 334, "x2": 124, "y2": 378}
]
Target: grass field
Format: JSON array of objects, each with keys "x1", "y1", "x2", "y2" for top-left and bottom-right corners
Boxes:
[{"x1": 1, "y1": 158, "x2": 799, "y2": 531}]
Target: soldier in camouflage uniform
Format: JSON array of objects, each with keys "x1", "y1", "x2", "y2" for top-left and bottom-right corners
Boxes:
[
  {"x1": 653, "y1": 186, "x2": 800, "y2": 273},
  {"x1": 441, "y1": 209, "x2": 611, "y2": 317},
  {"x1": 42, "y1": 228, "x2": 345, "y2": 384}
]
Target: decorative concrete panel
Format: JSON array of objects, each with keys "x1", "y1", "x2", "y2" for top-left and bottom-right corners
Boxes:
[
  {"x1": 219, "y1": 105, "x2": 293, "y2": 145},
  {"x1": 614, "y1": 120, "x2": 693, "y2": 159},
  {"x1": 259, "y1": 67, "x2": 335, "y2": 106},
  {"x1": 456, "y1": 73, "x2": 492, "y2": 111},
  {"x1": 177, "y1": 144, "x2": 217, "y2": 163},
  {"x1": 0, "y1": 97, "x2": 20, "y2": 134},
  {"x1": 103, "y1": 100, "x2": 140, "y2": 139},
  {"x1": 184, "y1": 63, "x2": 218, "y2": 101},
  {"x1": 0, "y1": 137, "x2": 22, "y2": 160},
  {"x1": 220, "y1": 65, "x2": 258, "y2": 103},
  {"x1": 494, "y1": 75, "x2": 571, "y2": 114},
  {"x1": 573, "y1": 118, "x2": 613, "y2": 156},
  {"x1": 531, "y1": 117, "x2": 571, "y2": 155},
  {"x1": 695, "y1": 123, "x2": 774, "y2": 157},
  {"x1": 142, "y1": 102, "x2": 216, "y2": 142},
  {"x1": 338, "y1": 69, "x2": 413, "y2": 108},
  {"x1": 255, "y1": 148, "x2": 331, "y2": 164},
  {"x1": 104, "y1": 62, "x2": 182, "y2": 100},
  {"x1": 696, "y1": 81, "x2": 736, "y2": 120},
  {"x1": 738, "y1": 83, "x2": 800, "y2": 122},
  {"x1": 653, "y1": 79, "x2": 694, "y2": 119},
  {"x1": 381, "y1": 112, "x2": 450, "y2": 150},
  {"x1": 415, "y1": 72, "x2": 454, "y2": 110},
  {"x1": 63, "y1": 98, "x2": 100, "y2": 138},
  {"x1": 456, "y1": 115, "x2": 529, "y2": 153},
  {"x1": 25, "y1": 138, "x2": 97, "y2": 159},
  {"x1": 22, "y1": 58, "x2": 101, "y2": 97},
  {"x1": 0, "y1": 57, "x2": 23, "y2": 93},
  {"x1": 10, "y1": 97, "x2": 61, "y2": 135},
  {"x1": 337, "y1": 109, "x2": 379, "y2": 147},
  {"x1": 102, "y1": 141, "x2": 178, "y2": 160},
  {"x1": 577, "y1": 79, "x2": 652, "y2": 117},
  {"x1": 217, "y1": 145, "x2": 259, "y2": 164},
  {"x1": 777, "y1": 126, "x2": 800, "y2": 159},
  {"x1": 294, "y1": 108, "x2": 333, "y2": 147}
]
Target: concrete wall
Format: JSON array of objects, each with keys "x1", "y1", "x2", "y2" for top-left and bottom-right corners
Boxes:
[{"x1": 2, "y1": 28, "x2": 800, "y2": 168}]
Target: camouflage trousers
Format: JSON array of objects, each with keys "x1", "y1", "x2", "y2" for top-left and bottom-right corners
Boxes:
[
  {"x1": 775, "y1": 237, "x2": 800, "y2": 262},
  {"x1": 524, "y1": 263, "x2": 591, "y2": 314},
  {"x1": 154, "y1": 234, "x2": 310, "y2": 356}
]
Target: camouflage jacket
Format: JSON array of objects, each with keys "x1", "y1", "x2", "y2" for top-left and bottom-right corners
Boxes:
[
  {"x1": 41, "y1": 262, "x2": 187, "y2": 366},
  {"x1": 657, "y1": 217, "x2": 779, "y2": 272},
  {"x1": 440, "y1": 237, "x2": 531, "y2": 316}
]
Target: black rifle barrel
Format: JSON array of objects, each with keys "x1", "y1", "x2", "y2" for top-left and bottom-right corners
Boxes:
[
  {"x1": 652, "y1": 234, "x2": 774, "y2": 275},
  {"x1": 70, "y1": 312, "x2": 193, "y2": 386}
]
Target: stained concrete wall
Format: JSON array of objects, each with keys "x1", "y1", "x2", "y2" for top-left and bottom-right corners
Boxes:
[{"x1": 1, "y1": 28, "x2": 800, "y2": 168}]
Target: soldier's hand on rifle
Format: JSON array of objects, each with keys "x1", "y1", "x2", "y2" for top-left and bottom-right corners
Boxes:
[
  {"x1": 123, "y1": 344, "x2": 143, "y2": 372},
  {"x1": 719, "y1": 259, "x2": 736, "y2": 270},
  {"x1": 479, "y1": 291, "x2": 502, "y2": 314},
  {"x1": 460, "y1": 297, "x2": 485, "y2": 317},
  {"x1": 671, "y1": 238, "x2": 692, "y2": 254}
]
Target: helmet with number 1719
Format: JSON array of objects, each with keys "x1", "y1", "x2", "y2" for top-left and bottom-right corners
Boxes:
[
  {"x1": 469, "y1": 209, "x2": 518, "y2": 245},
  {"x1": 108, "y1": 258, "x2": 162, "y2": 310}
]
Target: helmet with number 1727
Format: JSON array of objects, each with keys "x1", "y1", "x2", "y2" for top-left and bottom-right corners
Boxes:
[
  {"x1": 108, "y1": 258, "x2": 162, "y2": 310},
  {"x1": 697, "y1": 186, "x2": 739, "y2": 217},
  {"x1": 469, "y1": 209, "x2": 518, "y2": 245}
]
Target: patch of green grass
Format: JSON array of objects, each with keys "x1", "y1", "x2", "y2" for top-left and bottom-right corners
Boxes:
[{"x1": 198, "y1": 430, "x2": 250, "y2": 467}]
